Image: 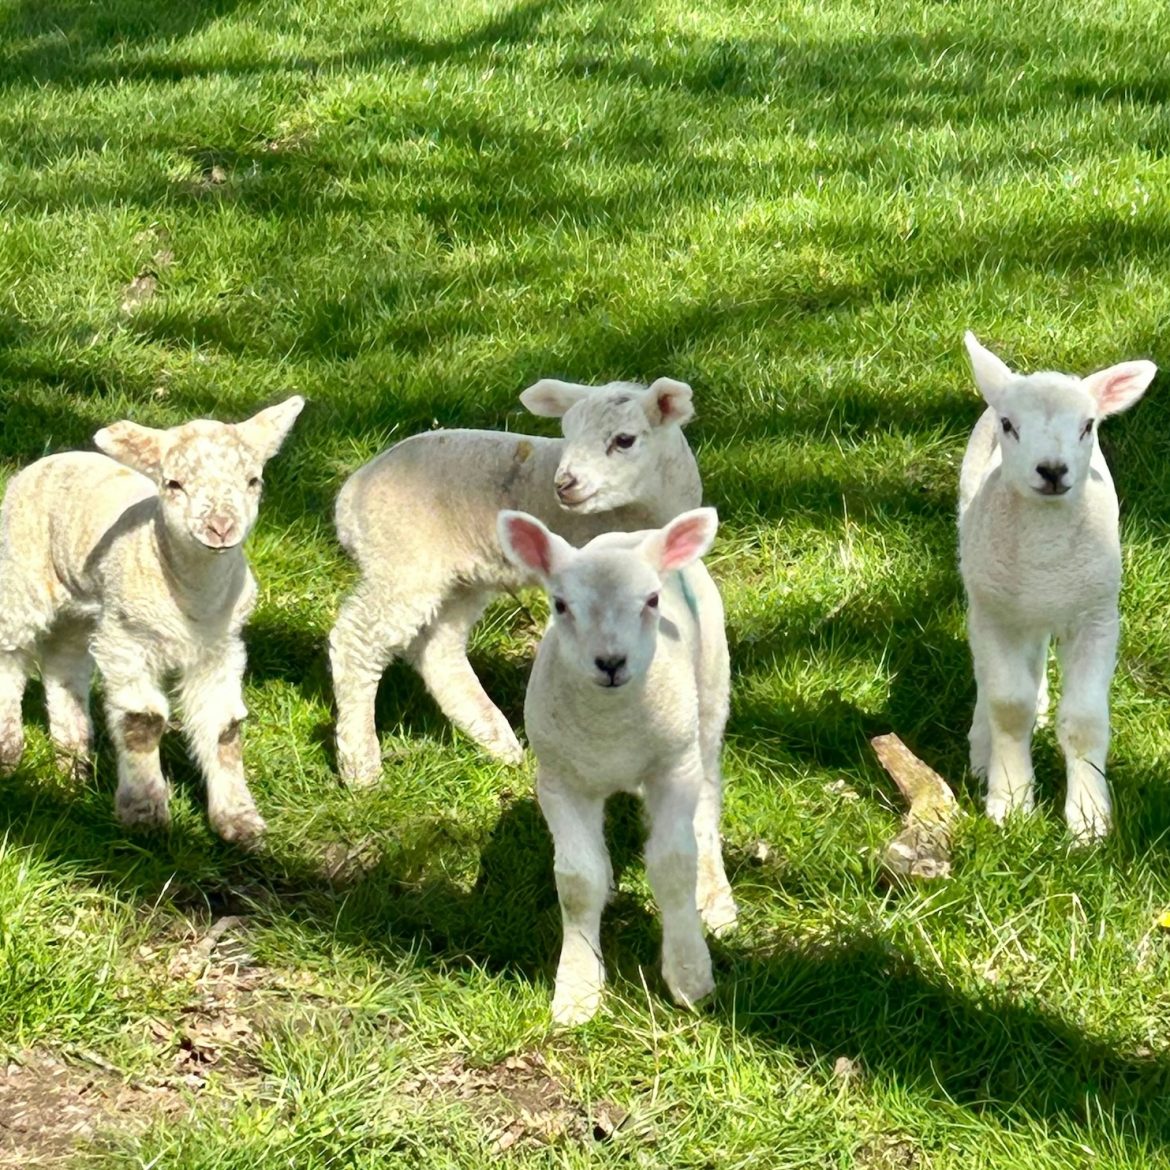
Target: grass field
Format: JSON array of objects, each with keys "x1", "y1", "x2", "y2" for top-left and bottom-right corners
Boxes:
[{"x1": 3, "y1": 0, "x2": 1170, "y2": 1165}]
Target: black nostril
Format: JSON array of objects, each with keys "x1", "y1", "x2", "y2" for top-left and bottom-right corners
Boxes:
[
  {"x1": 1036, "y1": 462, "x2": 1068, "y2": 486},
  {"x1": 594, "y1": 655, "x2": 626, "y2": 676}
]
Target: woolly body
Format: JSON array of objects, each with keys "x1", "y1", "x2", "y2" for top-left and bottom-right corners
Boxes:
[
  {"x1": 958, "y1": 333, "x2": 1154, "y2": 839},
  {"x1": 499, "y1": 509, "x2": 735, "y2": 1026},
  {"x1": 0, "y1": 400, "x2": 303, "y2": 842},
  {"x1": 329, "y1": 378, "x2": 702, "y2": 783}
]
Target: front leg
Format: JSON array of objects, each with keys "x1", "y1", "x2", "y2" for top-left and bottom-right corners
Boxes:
[
  {"x1": 105, "y1": 686, "x2": 171, "y2": 831},
  {"x1": 643, "y1": 756, "x2": 713, "y2": 1009},
  {"x1": 968, "y1": 606, "x2": 1045, "y2": 824},
  {"x1": 180, "y1": 645, "x2": 265, "y2": 846},
  {"x1": 1056, "y1": 613, "x2": 1118, "y2": 842},
  {"x1": 536, "y1": 771, "x2": 610, "y2": 1026}
]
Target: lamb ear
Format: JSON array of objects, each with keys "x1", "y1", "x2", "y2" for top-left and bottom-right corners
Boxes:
[
  {"x1": 93, "y1": 420, "x2": 173, "y2": 478},
  {"x1": 964, "y1": 331, "x2": 1014, "y2": 409},
  {"x1": 1081, "y1": 360, "x2": 1157, "y2": 417},
  {"x1": 236, "y1": 395, "x2": 305, "y2": 462},
  {"x1": 642, "y1": 377, "x2": 694, "y2": 427},
  {"x1": 519, "y1": 379, "x2": 593, "y2": 418},
  {"x1": 643, "y1": 507, "x2": 718, "y2": 573},
  {"x1": 497, "y1": 510, "x2": 573, "y2": 580}
]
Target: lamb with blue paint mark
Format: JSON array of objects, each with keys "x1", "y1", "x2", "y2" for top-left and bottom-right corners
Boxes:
[{"x1": 497, "y1": 505, "x2": 735, "y2": 1025}]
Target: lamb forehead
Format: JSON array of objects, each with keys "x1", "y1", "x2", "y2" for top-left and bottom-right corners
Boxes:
[
  {"x1": 1006, "y1": 372, "x2": 1095, "y2": 420},
  {"x1": 561, "y1": 548, "x2": 659, "y2": 598},
  {"x1": 165, "y1": 420, "x2": 258, "y2": 474},
  {"x1": 566, "y1": 384, "x2": 650, "y2": 434}
]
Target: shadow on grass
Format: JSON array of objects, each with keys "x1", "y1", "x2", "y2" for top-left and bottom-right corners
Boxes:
[{"x1": 1, "y1": 772, "x2": 1169, "y2": 1151}]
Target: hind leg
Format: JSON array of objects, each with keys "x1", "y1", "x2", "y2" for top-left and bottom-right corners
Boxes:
[
  {"x1": 329, "y1": 580, "x2": 432, "y2": 787},
  {"x1": 38, "y1": 622, "x2": 94, "y2": 778},
  {"x1": 0, "y1": 649, "x2": 29, "y2": 774},
  {"x1": 411, "y1": 589, "x2": 523, "y2": 764},
  {"x1": 694, "y1": 625, "x2": 735, "y2": 936}
]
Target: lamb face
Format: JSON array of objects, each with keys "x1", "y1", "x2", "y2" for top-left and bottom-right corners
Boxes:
[
  {"x1": 498, "y1": 507, "x2": 717, "y2": 689},
  {"x1": 94, "y1": 398, "x2": 305, "y2": 551},
  {"x1": 965, "y1": 331, "x2": 1155, "y2": 501},
  {"x1": 520, "y1": 377, "x2": 694, "y2": 514},
  {"x1": 544, "y1": 551, "x2": 663, "y2": 689}
]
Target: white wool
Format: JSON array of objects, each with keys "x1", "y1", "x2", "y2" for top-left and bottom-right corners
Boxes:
[
  {"x1": 328, "y1": 376, "x2": 702, "y2": 784},
  {"x1": 497, "y1": 506, "x2": 735, "y2": 1025},
  {"x1": 959, "y1": 332, "x2": 1155, "y2": 840},
  {"x1": 0, "y1": 398, "x2": 304, "y2": 843}
]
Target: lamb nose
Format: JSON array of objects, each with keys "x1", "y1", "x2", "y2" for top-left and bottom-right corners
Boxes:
[
  {"x1": 555, "y1": 471, "x2": 578, "y2": 496},
  {"x1": 595, "y1": 655, "x2": 626, "y2": 677},
  {"x1": 1036, "y1": 462, "x2": 1068, "y2": 486}
]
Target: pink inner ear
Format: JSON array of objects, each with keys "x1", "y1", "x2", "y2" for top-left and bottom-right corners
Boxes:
[
  {"x1": 660, "y1": 514, "x2": 712, "y2": 571},
  {"x1": 505, "y1": 516, "x2": 553, "y2": 574},
  {"x1": 657, "y1": 388, "x2": 681, "y2": 421},
  {"x1": 1083, "y1": 361, "x2": 1157, "y2": 416}
]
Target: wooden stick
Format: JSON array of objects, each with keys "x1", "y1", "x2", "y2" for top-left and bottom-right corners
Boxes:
[{"x1": 870, "y1": 733, "x2": 960, "y2": 879}]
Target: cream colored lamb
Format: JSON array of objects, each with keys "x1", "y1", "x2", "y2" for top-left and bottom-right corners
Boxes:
[
  {"x1": 959, "y1": 332, "x2": 1155, "y2": 840},
  {"x1": 0, "y1": 397, "x2": 304, "y2": 843},
  {"x1": 497, "y1": 505, "x2": 736, "y2": 1026},
  {"x1": 329, "y1": 376, "x2": 701, "y2": 784}
]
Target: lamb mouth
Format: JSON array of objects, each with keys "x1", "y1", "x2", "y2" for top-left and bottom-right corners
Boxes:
[
  {"x1": 1034, "y1": 484, "x2": 1070, "y2": 497},
  {"x1": 594, "y1": 675, "x2": 628, "y2": 689},
  {"x1": 557, "y1": 490, "x2": 598, "y2": 509}
]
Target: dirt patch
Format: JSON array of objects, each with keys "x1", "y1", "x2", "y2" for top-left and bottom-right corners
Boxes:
[
  {"x1": 141, "y1": 914, "x2": 316, "y2": 1085},
  {"x1": 399, "y1": 1050, "x2": 638, "y2": 1153},
  {"x1": 855, "y1": 1133, "x2": 928, "y2": 1170},
  {"x1": 0, "y1": 1051, "x2": 189, "y2": 1167}
]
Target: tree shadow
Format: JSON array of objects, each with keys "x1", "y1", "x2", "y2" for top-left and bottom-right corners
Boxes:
[{"x1": 1, "y1": 775, "x2": 1167, "y2": 1153}]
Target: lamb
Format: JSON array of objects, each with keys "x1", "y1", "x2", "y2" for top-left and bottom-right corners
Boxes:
[
  {"x1": 328, "y1": 376, "x2": 702, "y2": 784},
  {"x1": 958, "y1": 332, "x2": 1156, "y2": 840},
  {"x1": 496, "y1": 505, "x2": 736, "y2": 1025},
  {"x1": 0, "y1": 397, "x2": 305, "y2": 844}
]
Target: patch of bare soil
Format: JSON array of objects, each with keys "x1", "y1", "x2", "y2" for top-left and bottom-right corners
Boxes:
[
  {"x1": 856, "y1": 1133, "x2": 928, "y2": 1170},
  {"x1": 0, "y1": 1051, "x2": 189, "y2": 1167},
  {"x1": 399, "y1": 1050, "x2": 640, "y2": 1154},
  {"x1": 0, "y1": 915, "x2": 316, "y2": 1166}
]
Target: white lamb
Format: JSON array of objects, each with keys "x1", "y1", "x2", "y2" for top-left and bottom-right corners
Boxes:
[
  {"x1": 329, "y1": 376, "x2": 701, "y2": 784},
  {"x1": 496, "y1": 505, "x2": 736, "y2": 1026},
  {"x1": 0, "y1": 397, "x2": 305, "y2": 843},
  {"x1": 959, "y1": 332, "x2": 1156, "y2": 840}
]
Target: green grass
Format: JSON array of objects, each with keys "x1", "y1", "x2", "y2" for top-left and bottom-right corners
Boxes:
[{"x1": 3, "y1": 0, "x2": 1170, "y2": 1165}]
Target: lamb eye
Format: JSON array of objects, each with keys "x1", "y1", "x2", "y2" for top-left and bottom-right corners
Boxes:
[
  {"x1": 1000, "y1": 417, "x2": 1018, "y2": 439},
  {"x1": 165, "y1": 479, "x2": 183, "y2": 492},
  {"x1": 248, "y1": 476, "x2": 262, "y2": 490},
  {"x1": 646, "y1": 593, "x2": 659, "y2": 609},
  {"x1": 1080, "y1": 419, "x2": 1094, "y2": 439},
  {"x1": 612, "y1": 433, "x2": 636, "y2": 450},
  {"x1": 553, "y1": 598, "x2": 568, "y2": 616}
]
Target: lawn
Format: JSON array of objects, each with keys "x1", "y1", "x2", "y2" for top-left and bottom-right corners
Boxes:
[{"x1": 2, "y1": 0, "x2": 1170, "y2": 1165}]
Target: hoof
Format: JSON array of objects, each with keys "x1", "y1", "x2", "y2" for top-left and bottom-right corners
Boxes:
[
  {"x1": 337, "y1": 747, "x2": 382, "y2": 789},
  {"x1": 211, "y1": 804, "x2": 267, "y2": 847},
  {"x1": 663, "y1": 940, "x2": 714, "y2": 1009},
  {"x1": 54, "y1": 749, "x2": 93, "y2": 782},
  {"x1": 117, "y1": 790, "x2": 171, "y2": 832},
  {"x1": 1066, "y1": 804, "x2": 1110, "y2": 844},
  {"x1": 551, "y1": 983, "x2": 603, "y2": 1027},
  {"x1": 986, "y1": 789, "x2": 1034, "y2": 826},
  {"x1": 481, "y1": 730, "x2": 524, "y2": 766}
]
